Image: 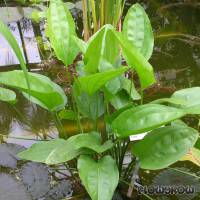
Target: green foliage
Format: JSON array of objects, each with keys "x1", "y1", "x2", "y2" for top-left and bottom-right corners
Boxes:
[
  {"x1": 0, "y1": 71, "x2": 67, "y2": 112},
  {"x1": 132, "y1": 126, "x2": 199, "y2": 170},
  {"x1": 0, "y1": 87, "x2": 16, "y2": 104},
  {"x1": 1, "y1": 1, "x2": 200, "y2": 199},
  {"x1": 123, "y1": 3, "x2": 154, "y2": 60},
  {"x1": 0, "y1": 19, "x2": 29, "y2": 88},
  {"x1": 47, "y1": 0, "x2": 80, "y2": 66},
  {"x1": 78, "y1": 66, "x2": 129, "y2": 95},
  {"x1": 18, "y1": 132, "x2": 113, "y2": 164},
  {"x1": 84, "y1": 25, "x2": 119, "y2": 74},
  {"x1": 112, "y1": 104, "x2": 185, "y2": 137},
  {"x1": 78, "y1": 155, "x2": 119, "y2": 200}
]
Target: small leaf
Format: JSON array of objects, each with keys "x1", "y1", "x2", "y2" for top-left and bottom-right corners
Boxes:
[
  {"x1": 132, "y1": 126, "x2": 198, "y2": 170},
  {"x1": 78, "y1": 155, "x2": 119, "y2": 200},
  {"x1": 78, "y1": 66, "x2": 129, "y2": 95},
  {"x1": 112, "y1": 104, "x2": 186, "y2": 137},
  {"x1": 0, "y1": 87, "x2": 16, "y2": 104},
  {"x1": 0, "y1": 70, "x2": 67, "y2": 111},
  {"x1": 18, "y1": 132, "x2": 113, "y2": 164},
  {"x1": 123, "y1": 3, "x2": 154, "y2": 60}
]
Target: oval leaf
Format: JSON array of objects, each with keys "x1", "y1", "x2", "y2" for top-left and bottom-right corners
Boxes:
[
  {"x1": 78, "y1": 155, "x2": 119, "y2": 200},
  {"x1": 112, "y1": 104, "x2": 186, "y2": 137},
  {"x1": 132, "y1": 126, "x2": 199, "y2": 170},
  {"x1": 0, "y1": 87, "x2": 16, "y2": 103},
  {"x1": 123, "y1": 3, "x2": 154, "y2": 60},
  {"x1": 47, "y1": 0, "x2": 80, "y2": 66},
  {"x1": 18, "y1": 132, "x2": 113, "y2": 164},
  {"x1": 0, "y1": 70, "x2": 67, "y2": 111}
]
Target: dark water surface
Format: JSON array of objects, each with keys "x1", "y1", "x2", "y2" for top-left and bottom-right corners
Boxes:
[{"x1": 0, "y1": 0, "x2": 200, "y2": 199}]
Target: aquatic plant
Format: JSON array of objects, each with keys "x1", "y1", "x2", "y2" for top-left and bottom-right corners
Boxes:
[{"x1": 0, "y1": 1, "x2": 200, "y2": 199}]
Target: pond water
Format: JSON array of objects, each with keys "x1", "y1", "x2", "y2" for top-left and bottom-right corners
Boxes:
[{"x1": 0, "y1": 0, "x2": 200, "y2": 199}]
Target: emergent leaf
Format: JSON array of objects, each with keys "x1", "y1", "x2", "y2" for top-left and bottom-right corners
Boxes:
[
  {"x1": 123, "y1": 3, "x2": 154, "y2": 60},
  {"x1": 112, "y1": 104, "x2": 186, "y2": 137},
  {"x1": 78, "y1": 155, "x2": 119, "y2": 200},
  {"x1": 132, "y1": 126, "x2": 199, "y2": 170}
]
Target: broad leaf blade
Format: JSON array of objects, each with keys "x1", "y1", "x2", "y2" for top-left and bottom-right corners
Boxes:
[
  {"x1": 47, "y1": 0, "x2": 79, "y2": 66},
  {"x1": 132, "y1": 126, "x2": 198, "y2": 170},
  {"x1": 18, "y1": 132, "x2": 113, "y2": 164},
  {"x1": 123, "y1": 3, "x2": 154, "y2": 60},
  {"x1": 0, "y1": 70, "x2": 67, "y2": 111},
  {"x1": 78, "y1": 155, "x2": 119, "y2": 200},
  {"x1": 112, "y1": 104, "x2": 186, "y2": 137}
]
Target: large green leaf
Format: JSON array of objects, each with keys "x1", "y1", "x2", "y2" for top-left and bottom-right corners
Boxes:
[
  {"x1": 123, "y1": 3, "x2": 154, "y2": 60},
  {"x1": 172, "y1": 87, "x2": 200, "y2": 107},
  {"x1": 112, "y1": 104, "x2": 186, "y2": 137},
  {"x1": 0, "y1": 87, "x2": 16, "y2": 104},
  {"x1": 114, "y1": 31, "x2": 155, "y2": 89},
  {"x1": 132, "y1": 126, "x2": 199, "y2": 170},
  {"x1": 0, "y1": 19, "x2": 29, "y2": 88},
  {"x1": 171, "y1": 87, "x2": 200, "y2": 114},
  {"x1": 84, "y1": 25, "x2": 119, "y2": 74},
  {"x1": 78, "y1": 155, "x2": 119, "y2": 200},
  {"x1": 0, "y1": 70, "x2": 67, "y2": 111},
  {"x1": 47, "y1": 0, "x2": 80, "y2": 66},
  {"x1": 18, "y1": 132, "x2": 113, "y2": 164},
  {"x1": 78, "y1": 66, "x2": 129, "y2": 95}
]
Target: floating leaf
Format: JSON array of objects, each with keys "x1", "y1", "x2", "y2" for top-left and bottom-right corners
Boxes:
[
  {"x1": 0, "y1": 87, "x2": 16, "y2": 104},
  {"x1": 0, "y1": 173, "x2": 31, "y2": 200},
  {"x1": 0, "y1": 70, "x2": 67, "y2": 111},
  {"x1": 18, "y1": 132, "x2": 113, "y2": 164},
  {"x1": 112, "y1": 104, "x2": 185, "y2": 137},
  {"x1": 123, "y1": 3, "x2": 154, "y2": 60},
  {"x1": 20, "y1": 162, "x2": 50, "y2": 199},
  {"x1": 0, "y1": 143, "x2": 25, "y2": 169},
  {"x1": 78, "y1": 155, "x2": 119, "y2": 200},
  {"x1": 132, "y1": 126, "x2": 198, "y2": 170}
]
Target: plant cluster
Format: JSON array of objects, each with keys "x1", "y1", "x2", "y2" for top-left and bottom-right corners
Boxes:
[{"x1": 0, "y1": 1, "x2": 200, "y2": 199}]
